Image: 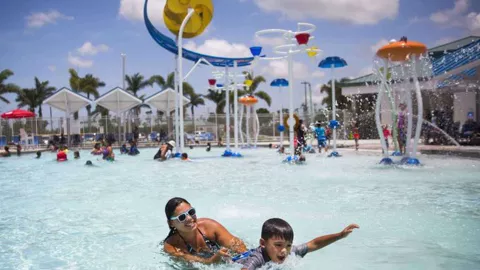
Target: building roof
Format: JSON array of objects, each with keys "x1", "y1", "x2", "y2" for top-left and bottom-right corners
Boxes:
[{"x1": 342, "y1": 36, "x2": 480, "y2": 88}]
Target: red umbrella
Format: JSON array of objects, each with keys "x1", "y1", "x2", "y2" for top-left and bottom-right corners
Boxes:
[{"x1": 1, "y1": 109, "x2": 36, "y2": 119}]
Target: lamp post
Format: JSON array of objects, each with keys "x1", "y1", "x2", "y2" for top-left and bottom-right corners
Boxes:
[
  {"x1": 301, "y1": 81, "x2": 311, "y2": 122},
  {"x1": 121, "y1": 53, "x2": 126, "y2": 90}
]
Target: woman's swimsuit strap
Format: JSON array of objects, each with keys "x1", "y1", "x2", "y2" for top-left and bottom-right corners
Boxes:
[{"x1": 178, "y1": 228, "x2": 220, "y2": 257}]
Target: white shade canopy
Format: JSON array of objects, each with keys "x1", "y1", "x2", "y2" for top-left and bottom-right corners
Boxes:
[
  {"x1": 43, "y1": 87, "x2": 92, "y2": 113},
  {"x1": 94, "y1": 87, "x2": 143, "y2": 114},
  {"x1": 144, "y1": 88, "x2": 191, "y2": 113}
]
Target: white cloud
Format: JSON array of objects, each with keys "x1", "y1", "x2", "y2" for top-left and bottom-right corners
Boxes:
[
  {"x1": 254, "y1": 36, "x2": 285, "y2": 47},
  {"x1": 25, "y1": 10, "x2": 73, "y2": 28},
  {"x1": 77, "y1": 42, "x2": 109, "y2": 56},
  {"x1": 370, "y1": 39, "x2": 389, "y2": 53},
  {"x1": 430, "y1": 0, "x2": 468, "y2": 24},
  {"x1": 184, "y1": 39, "x2": 251, "y2": 57},
  {"x1": 252, "y1": 0, "x2": 399, "y2": 25},
  {"x1": 428, "y1": 0, "x2": 480, "y2": 34},
  {"x1": 312, "y1": 70, "x2": 325, "y2": 78},
  {"x1": 119, "y1": 0, "x2": 166, "y2": 25},
  {"x1": 467, "y1": 12, "x2": 480, "y2": 34},
  {"x1": 260, "y1": 60, "x2": 309, "y2": 79},
  {"x1": 68, "y1": 53, "x2": 93, "y2": 68},
  {"x1": 312, "y1": 83, "x2": 329, "y2": 105},
  {"x1": 48, "y1": 65, "x2": 56, "y2": 72}
]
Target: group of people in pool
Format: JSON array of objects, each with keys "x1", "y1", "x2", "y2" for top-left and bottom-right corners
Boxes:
[
  {"x1": 269, "y1": 119, "x2": 334, "y2": 161},
  {"x1": 162, "y1": 197, "x2": 359, "y2": 269},
  {"x1": 90, "y1": 142, "x2": 115, "y2": 161}
]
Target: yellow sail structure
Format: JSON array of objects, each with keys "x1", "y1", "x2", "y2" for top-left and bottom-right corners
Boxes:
[{"x1": 163, "y1": 0, "x2": 214, "y2": 38}]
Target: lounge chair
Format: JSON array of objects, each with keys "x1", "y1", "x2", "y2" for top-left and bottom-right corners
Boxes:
[{"x1": 19, "y1": 128, "x2": 35, "y2": 149}]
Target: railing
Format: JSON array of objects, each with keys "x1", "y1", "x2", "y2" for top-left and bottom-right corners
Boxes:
[{"x1": 0, "y1": 110, "x2": 389, "y2": 147}]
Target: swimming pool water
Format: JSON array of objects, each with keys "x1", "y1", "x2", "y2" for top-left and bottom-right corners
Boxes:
[{"x1": 1, "y1": 148, "x2": 479, "y2": 269}]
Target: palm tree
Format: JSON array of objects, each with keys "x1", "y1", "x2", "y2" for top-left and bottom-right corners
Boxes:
[
  {"x1": 151, "y1": 72, "x2": 196, "y2": 134},
  {"x1": 204, "y1": 89, "x2": 226, "y2": 114},
  {"x1": 68, "y1": 69, "x2": 106, "y2": 121},
  {"x1": 15, "y1": 88, "x2": 38, "y2": 113},
  {"x1": 320, "y1": 78, "x2": 351, "y2": 110},
  {"x1": 125, "y1": 73, "x2": 151, "y2": 97},
  {"x1": 0, "y1": 69, "x2": 20, "y2": 104},
  {"x1": 184, "y1": 87, "x2": 205, "y2": 129},
  {"x1": 243, "y1": 72, "x2": 270, "y2": 106},
  {"x1": 33, "y1": 77, "x2": 56, "y2": 118},
  {"x1": 125, "y1": 73, "x2": 152, "y2": 122},
  {"x1": 81, "y1": 74, "x2": 105, "y2": 131},
  {"x1": 227, "y1": 88, "x2": 247, "y2": 113},
  {"x1": 68, "y1": 69, "x2": 82, "y2": 120}
]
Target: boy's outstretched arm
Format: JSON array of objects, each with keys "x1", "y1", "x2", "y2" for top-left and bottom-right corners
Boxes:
[{"x1": 306, "y1": 224, "x2": 359, "y2": 253}]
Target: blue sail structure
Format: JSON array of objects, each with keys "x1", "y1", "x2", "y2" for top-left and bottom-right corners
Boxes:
[{"x1": 143, "y1": 0, "x2": 254, "y2": 67}]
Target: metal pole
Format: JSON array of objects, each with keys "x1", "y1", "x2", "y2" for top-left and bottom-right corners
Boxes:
[
  {"x1": 331, "y1": 65, "x2": 337, "y2": 153},
  {"x1": 288, "y1": 53, "x2": 295, "y2": 157},
  {"x1": 50, "y1": 106, "x2": 53, "y2": 132},
  {"x1": 308, "y1": 82, "x2": 313, "y2": 121},
  {"x1": 233, "y1": 61, "x2": 239, "y2": 151},
  {"x1": 174, "y1": 55, "x2": 179, "y2": 153},
  {"x1": 121, "y1": 53, "x2": 126, "y2": 90},
  {"x1": 177, "y1": 9, "x2": 195, "y2": 153},
  {"x1": 301, "y1": 81, "x2": 308, "y2": 122},
  {"x1": 225, "y1": 65, "x2": 230, "y2": 150},
  {"x1": 411, "y1": 55, "x2": 423, "y2": 159},
  {"x1": 280, "y1": 86, "x2": 283, "y2": 146}
]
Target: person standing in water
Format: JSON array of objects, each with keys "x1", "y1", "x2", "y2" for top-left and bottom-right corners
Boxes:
[
  {"x1": 397, "y1": 103, "x2": 407, "y2": 155},
  {"x1": 314, "y1": 122, "x2": 328, "y2": 153}
]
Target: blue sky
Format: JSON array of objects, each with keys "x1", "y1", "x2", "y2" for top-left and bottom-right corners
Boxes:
[{"x1": 1, "y1": 0, "x2": 479, "y2": 117}]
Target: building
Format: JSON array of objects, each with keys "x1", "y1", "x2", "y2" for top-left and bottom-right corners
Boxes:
[{"x1": 341, "y1": 36, "x2": 480, "y2": 133}]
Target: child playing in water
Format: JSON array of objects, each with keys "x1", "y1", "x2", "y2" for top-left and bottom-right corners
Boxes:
[
  {"x1": 398, "y1": 103, "x2": 407, "y2": 155},
  {"x1": 237, "y1": 218, "x2": 359, "y2": 270},
  {"x1": 181, "y1": 153, "x2": 191, "y2": 161},
  {"x1": 382, "y1": 125, "x2": 390, "y2": 152},
  {"x1": 353, "y1": 126, "x2": 360, "y2": 151},
  {"x1": 314, "y1": 122, "x2": 328, "y2": 153},
  {"x1": 120, "y1": 144, "x2": 128, "y2": 154}
]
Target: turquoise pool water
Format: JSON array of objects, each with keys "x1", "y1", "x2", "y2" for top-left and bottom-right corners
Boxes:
[{"x1": 1, "y1": 148, "x2": 480, "y2": 269}]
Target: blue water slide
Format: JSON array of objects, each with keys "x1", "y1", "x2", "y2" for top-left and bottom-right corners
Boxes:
[{"x1": 143, "y1": 0, "x2": 254, "y2": 67}]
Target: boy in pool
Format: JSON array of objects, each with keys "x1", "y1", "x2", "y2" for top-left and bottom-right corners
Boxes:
[
  {"x1": 74, "y1": 151, "x2": 80, "y2": 159},
  {"x1": 181, "y1": 153, "x2": 191, "y2": 161},
  {"x1": 36, "y1": 151, "x2": 41, "y2": 158},
  {"x1": 314, "y1": 122, "x2": 328, "y2": 153},
  {"x1": 237, "y1": 218, "x2": 359, "y2": 270}
]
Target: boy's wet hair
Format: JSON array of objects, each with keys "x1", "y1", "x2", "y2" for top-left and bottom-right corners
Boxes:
[
  {"x1": 261, "y1": 218, "x2": 294, "y2": 242},
  {"x1": 181, "y1": 153, "x2": 188, "y2": 159}
]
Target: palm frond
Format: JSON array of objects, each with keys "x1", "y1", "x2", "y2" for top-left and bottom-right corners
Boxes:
[{"x1": 254, "y1": 90, "x2": 272, "y2": 107}]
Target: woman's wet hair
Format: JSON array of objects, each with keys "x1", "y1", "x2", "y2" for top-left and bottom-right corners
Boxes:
[
  {"x1": 164, "y1": 197, "x2": 190, "y2": 241},
  {"x1": 261, "y1": 218, "x2": 294, "y2": 242}
]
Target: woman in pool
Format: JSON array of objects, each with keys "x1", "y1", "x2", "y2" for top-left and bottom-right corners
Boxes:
[
  {"x1": 1, "y1": 146, "x2": 11, "y2": 157},
  {"x1": 91, "y1": 143, "x2": 103, "y2": 155},
  {"x1": 154, "y1": 141, "x2": 175, "y2": 161},
  {"x1": 163, "y1": 197, "x2": 247, "y2": 264},
  {"x1": 104, "y1": 142, "x2": 115, "y2": 161}
]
